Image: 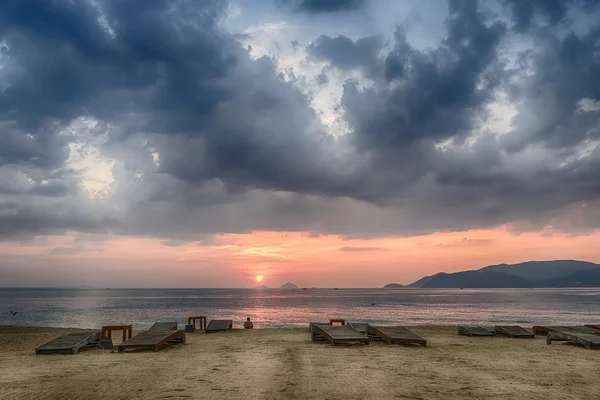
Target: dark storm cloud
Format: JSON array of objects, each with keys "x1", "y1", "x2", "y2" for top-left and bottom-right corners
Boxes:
[
  {"x1": 307, "y1": 0, "x2": 506, "y2": 150},
  {"x1": 307, "y1": 34, "x2": 384, "y2": 77},
  {"x1": 502, "y1": 27, "x2": 600, "y2": 151},
  {"x1": 343, "y1": 0, "x2": 507, "y2": 149},
  {"x1": 501, "y1": 0, "x2": 600, "y2": 32},
  {"x1": 1, "y1": 0, "x2": 600, "y2": 242},
  {"x1": 0, "y1": 198, "x2": 117, "y2": 240},
  {"x1": 1, "y1": 0, "x2": 354, "y2": 195},
  {"x1": 0, "y1": 0, "x2": 351, "y2": 238},
  {"x1": 0, "y1": 0, "x2": 232, "y2": 132},
  {"x1": 278, "y1": 0, "x2": 365, "y2": 13}
]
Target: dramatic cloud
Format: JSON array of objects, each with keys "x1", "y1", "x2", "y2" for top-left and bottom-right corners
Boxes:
[
  {"x1": 1, "y1": 0, "x2": 600, "y2": 244},
  {"x1": 502, "y1": 28, "x2": 600, "y2": 151},
  {"x1": 342, "y1": 1, "x2": 507, "y2": 149},
  {"x1": 501, "y1": 0, "x2": 600, "y2": 32},
  {"x1": 278, "y1": 0, "x2": 366, "y2": 13},
  {"x1": 307, "y1": 34, "x2": 384, "y2": 77}
]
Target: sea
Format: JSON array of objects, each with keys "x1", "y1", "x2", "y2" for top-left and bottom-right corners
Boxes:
[{"x1": 1, "y1": 288, "x2": 599, "y2": 330}]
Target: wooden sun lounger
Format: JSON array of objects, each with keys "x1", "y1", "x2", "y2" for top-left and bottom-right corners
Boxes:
[
  {"x1": 547, "y1": 330, "x2": 600, "y2": 349},
  {"x1": 35, "y1": 331, "x2": 101, "y2": 355},
  {"x1": 311, "y1": 324, "x2": 368, "y2": 345},
  {"x1": 494, "y1": 325, "x2": 534, "y2": 338},
  {"x1": 366, "y1": 325, "x2": 427, "y2": 346},
  {"x1": 458, "y1": 326, "x2": 495, "y2": 336},
  {"x1": 118, "y1": 322, "x2": 185, "y2": 352},
  {"x1": 205, "y1": 320, "x2": 233, "y2": 333},
  {"x1": 533, "y1": 325, "x2": 600, "y2": 336}
]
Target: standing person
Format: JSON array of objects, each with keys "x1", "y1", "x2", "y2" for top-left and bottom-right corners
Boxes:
[{"x1": 244, "y1": 317, "x2": 254, "y2": 329}]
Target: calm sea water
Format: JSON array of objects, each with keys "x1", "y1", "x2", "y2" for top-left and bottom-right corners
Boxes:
[{"x1": 1, "y1": 288, "x2": 599, "y2": 330}]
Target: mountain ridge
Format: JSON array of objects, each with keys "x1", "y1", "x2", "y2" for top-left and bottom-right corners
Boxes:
[{"x1": 405, "y1": 260, "x2": 600, "y2": 288}]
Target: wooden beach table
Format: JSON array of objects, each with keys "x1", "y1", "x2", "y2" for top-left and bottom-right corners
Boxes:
[
  {"x1": 205, "y1": 320, "x2": 233, "y2": 333},
  {"x1": 311, "y1": 324, "x2": 369, "y2": 346},
  {"x1": 457, "y1": 326, "x2": 495, "y2": 336},
  {"x1": 366, "y1": 325, "x2": 427, "y2": 346},
  {"x1": 35, "y1": 331, "x2": 101, "y2": 355},
  {"x1": 494, "y1": 325, "x2": 534, "y2": 338},
  {"x1": 101, "y1": 325, "x2": 133, "y2": 342},
  {"x1": 117, "y1": 321, "x2": 185, "y2": 353},
  {"x1": 187, "y1": 316, "x2": 207, "y2": 330},
  {"x1": 547, "y1": 329, "x2": 600, "y2": 350}
]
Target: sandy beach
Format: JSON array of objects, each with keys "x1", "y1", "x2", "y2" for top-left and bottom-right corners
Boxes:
[{"x1": 0, "y1": 325, "x2": 598, "y2": 400}]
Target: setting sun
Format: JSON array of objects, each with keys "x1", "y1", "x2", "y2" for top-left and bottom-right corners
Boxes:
[{"x1": 256, "y1": 275, "x2": 263, "y2": 283}]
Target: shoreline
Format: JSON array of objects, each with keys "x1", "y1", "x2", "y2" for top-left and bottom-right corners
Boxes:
[{"x1": 1, "y1": 325, "x2": 599, "y2": 399}]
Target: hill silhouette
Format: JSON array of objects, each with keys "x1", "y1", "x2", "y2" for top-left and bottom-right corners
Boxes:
[{"x1": 408, "y1": 260, "x2": 600, "y2": 288}]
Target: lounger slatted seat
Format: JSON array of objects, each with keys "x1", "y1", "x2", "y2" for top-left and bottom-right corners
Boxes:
[
  {"x1": 149, "y1": 321, "x2": 178, "y2": 331},
  {"x1": 584, "y1": 324, "x2": 600, "y2": 331},
  {"x1": 366, "y1": 325, "x2": 427, "y2": 346},
  {"x1": 494, "y1": 325, "x2": 534, "y2": 338},
  {"x1": 569, "y1": 326, "x2": 600, "y2": 334},
  {"x1": 117, "y1": 322, "x2": 185, "y2": 352},
  {"x1": 311, "y1": 324, "x2": 368, "y2": 345},
  {"x1": 205, "y1": 320, "x2": 233, "y2": 333},
  {"x1": 532, "y1": 325, "x2": 562, "y2": 336},
  {"x1": 547, "y1": 329, "x2": 600, "y2": 349},
  {"x1": 458, "y1": 326, "x2": 495, "y2": 336},
  {"x1": 347, "y1": 322, "x2": 368, "y2": 334},
  {"x1": 35, "y1": 331, "x2": 101, "y2": 355}
]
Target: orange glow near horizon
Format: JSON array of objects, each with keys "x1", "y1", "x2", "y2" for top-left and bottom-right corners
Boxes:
[{"x1": 1, "y1": 226, "x2": 600, "y2": 288}]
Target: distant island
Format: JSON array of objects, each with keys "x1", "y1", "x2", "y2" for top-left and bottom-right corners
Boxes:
[
  {"x1": 385, "y1": 260, "x2": 600, "y2": 288},
  {"x1": 280, "y1": 282, "x2": 298, "y2": 289},
  {"x1": 383, "y1": 283, "x2": 403, "y2": 289}
]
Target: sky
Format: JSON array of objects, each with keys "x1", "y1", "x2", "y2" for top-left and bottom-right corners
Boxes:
[{"x1": 1, "y1": 0, "x2": 600, "y2": 288}]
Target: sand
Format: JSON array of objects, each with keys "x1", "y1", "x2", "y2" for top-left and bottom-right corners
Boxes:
[{"x1": 0, "y1": 325, "x2": 599, "y2": 400}]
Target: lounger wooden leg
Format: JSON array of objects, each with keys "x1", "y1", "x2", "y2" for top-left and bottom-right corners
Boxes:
[
  {"x1": 546, "y1": 336, "x2": 552, "y2": 345},
  {"x1": 122, "y1": 330, "x2": 127, "y2": 343}
]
